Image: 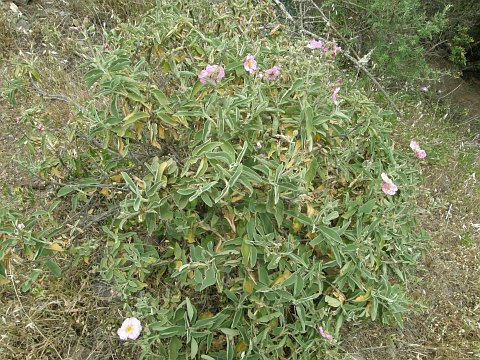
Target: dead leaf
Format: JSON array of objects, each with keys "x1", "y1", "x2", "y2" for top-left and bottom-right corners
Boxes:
[{"x1": 48, "y1": 242, "x2": 64, "y2": 252}]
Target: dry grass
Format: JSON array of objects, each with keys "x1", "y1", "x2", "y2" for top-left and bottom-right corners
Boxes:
[{"x1": 0, "y1": 1, "x2": 479, "y2": 359}]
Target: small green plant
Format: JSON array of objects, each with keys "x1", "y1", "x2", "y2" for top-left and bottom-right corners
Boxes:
[{"x1": 449, "y1": 25, "x2": 474, "y2": 66}]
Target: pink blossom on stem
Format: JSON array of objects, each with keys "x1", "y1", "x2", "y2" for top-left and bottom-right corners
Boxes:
[
  {"x1": 243, "y1": 54, "x2": 257, "y2": 75},
  {"x1": 305, "y1": 39, "x2": 324, "y2": 50},
  {"x1": 416, "y1": 149, "x2": 427, "y2": 159},
  {"x1": 198, "y1": 64, "x2": 225, "y2": 85},
  {"x1": 319, "y1": 326, "x2": 333, "y2": 341},
  {"x1": 117, "y1": 317, "x2": 142, "y2": 340},
  {"x1": 410, "y1": 140, "x2": 427, "y2": 159},
  {"x1": 263, "y1": 65, "x2": 281, "y2": 81},
  {"x1": 381, "y1": 173, "x2": 398, "y2": 195},
  {"x1": 37, "y1": 124, "x2": 45, "y2": 132},
  {"x1": 410, "y1": 140, "x2": 420, "y2": 152},
  {"x1": 332, "y1": 87, "x2": 340, "y2": 105}
]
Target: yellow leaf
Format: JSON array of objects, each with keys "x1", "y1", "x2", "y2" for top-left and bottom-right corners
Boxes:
[
  {"x1": 231, "y1": 194, "x2": 244, "y2": 202},
  {"x1": 51, "y1": 166, "x2": 63, "y2": 179},
  {"x1": 110, "y1": 175, "x2": 122, "y2": 183},
  {"x1": 151, "y1": 137, "x2": 162, "y2": 149},
  {"x1": 132, "y1": 175, "x2": 145, "y2": 190},
  {"x1": 135, "y1": 121, "x2": 143, "y2": 139},
  {"x1": 117, "y1": 137, "x2": 124, "y2": 156},
  {"x1": 186, "y1": 229, "x2": 195, "y2": 244},
  {"x1": 174, "y1": 260, "x2": 183, "y2": 269},
  {"x1": 271, "y1": 269, "x2": 291, "y2": 287},
  {"x1": 48, "y1": 243, "x2": 64, "y2": 252},
  {"x1": 333, "y1": 289, "x2": 346, "y2": 303},
  {"x1": 236, "y1": 341, "x2": 247, "y2": 353},
  {"x1": 99, "y1": 188, "x2": 110, "y2": 197},
  {"x1": 83, "y1": 256, "x2": 90, "y2": 264},
  {"x1": 243, "y1": 277, "x2": 254, "y2": 294},
  {"x1": 292, "y1": 222, "x2": 302, "y2": 233},
  {"x1": 158, "y1": 126, "x2": 166, "y2": 139},
  {"x1": 199, "y1": 311, "x2": 213, "y2": 320},
  {"x1": 353, "y1": 289, "x2": 371, "y2": 302},
  {"x1": 223, "y1": 209, "x2": 236, "y2": 232}
]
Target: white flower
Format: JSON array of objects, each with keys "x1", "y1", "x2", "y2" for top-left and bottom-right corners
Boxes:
[{"x1": 117, "y1": 317, "x2": 142, "y2": 340}]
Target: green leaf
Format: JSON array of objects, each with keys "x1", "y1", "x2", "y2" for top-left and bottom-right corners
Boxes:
[
  {"x1": 57, "y1": 185, "x2": 75, "y2": 197},
  {"x1": 305, "y1": 159, "x2": 318, "y2": 188},
  {"x1": 45, "y1": 259, "x2": 62, "y2": 277},
  {"x1": 241, "y1": 238, "x2": 250, "y2": 267},
  {"x1": 151, "y1": 89, "x2": 170, "y2": 107},
  {"x1": 325, "y1": 295, "x2": 342, "y2": 308},
  {"x1": 358, "y1": 199, "x2": 377, "y2": 216},
  {"x1": 149, "y1": 325, "x2": 187, "y2": 338},
  {"x1": 274, "y1": 199, "x2": 284, "y2": 227},
  {"x1": 219, "y1": 328, "x2": 240, "y2": 336},
  {"x1": 191, "y1": 80, "x2": 204, "y2": 98},
  {"x1": 169, "y1": 337, "x2": 181, "y2": 360},
  {"x1": 200, "y1": 266, "x2": 217, "y2": 291},
  {"x1": 186, "y1": 297, "x2": 195, "y2": 321},
  {"x1": 190, "y1": 337, "x2": 198, "y2": 359},
  {"x1": 123, "y1": 111, "x2": 149, "y2": 125},
  {"x1": 121, "y1": 172, "x2": 139, "y2": 194},
  {"x1": 228, "y1": 164, "x2": 243, "y2": 188},
  {"x1": 315, "y1": 226, "x2": 343, "y2": 244}
]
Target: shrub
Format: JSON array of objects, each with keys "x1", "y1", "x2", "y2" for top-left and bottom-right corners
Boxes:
[
  {"x1": 2, "y1": 0, "x2": 426, "y2": 358},
  {"x1": 291, "y1": 0, "x2": 448, "y2": 84}
]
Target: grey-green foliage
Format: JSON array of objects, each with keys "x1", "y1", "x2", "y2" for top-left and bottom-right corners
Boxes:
[{"x1": 2, "y1": 0, "x2": 428, "y2": 358}]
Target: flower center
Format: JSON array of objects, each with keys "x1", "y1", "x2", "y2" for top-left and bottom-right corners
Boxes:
[
  {"x1": 248, "y1": 60, "x2": 253, "y2": 67},
  {"x1": 126, "y1": 325, "x2": 133, "y2": 332}
]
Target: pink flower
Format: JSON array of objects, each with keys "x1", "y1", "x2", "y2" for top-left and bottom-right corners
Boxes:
[
  {"x1": 319, "y1": 326, "x2": 333, "y2": 341},
  {"x1": 198, "y1": 64, "x2": 225, "y2": 85},
  {"x1": 332, "y1": 44, "x2": 341, "y2": 57},
  {"x1": 332, "y1": 87, "x2": 340, "y2": 105},
  {"x1": 416, "y1": 149, "x2": 427, "y2": 159},
  {"x1": 117, "y1": 317, "x2": 142, "y2": 340},
  {"x1": 410, "y1": 140, "x2": 427, "y2": 159},
  {"x1": 243, "y1": 54, "x2": 257, "y2": 75},
  {"x1": 37, "y1": 124, "x2": 45, "y2": 132},
  {"x1": 381, "y1": 173, "x2": 398, "y2": 195},
  {"x1": 305, "y1": 39, "x2": 324, "y2": 50},
  {"x1": 263, "y1": 65, "x2": 281, "y2": 81},
  {"x1": 410, "y1": 140, "x2": 420, "y2": 152}
]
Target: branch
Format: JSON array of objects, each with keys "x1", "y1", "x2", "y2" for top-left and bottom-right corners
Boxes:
[
  {"x1": 30, "y1": 78, "x2": 71, "y2": 102},
  {"x1": 272, "y1": 0, "x2": 294, "y2": 22}
]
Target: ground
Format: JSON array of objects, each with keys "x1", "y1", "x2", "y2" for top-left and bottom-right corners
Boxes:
[{"x1": 0, "y1": 1, "x2": 478, "y2": 359}]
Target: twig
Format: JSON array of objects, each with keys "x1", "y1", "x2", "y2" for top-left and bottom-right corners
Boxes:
[
  {"x1": 30, "y1": 78, "x2": 71, "y2": 102},
  {"x1": 445, "y1": 203, "x2": 452, "y2": 221},
  {"x1": 272, "y1": 0, "x2": 294, "y2": 21}
]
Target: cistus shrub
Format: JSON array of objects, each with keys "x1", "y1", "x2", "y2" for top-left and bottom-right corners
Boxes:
[{"x1": 3, "y1": 0, "x2": 426, "y2": 358}]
